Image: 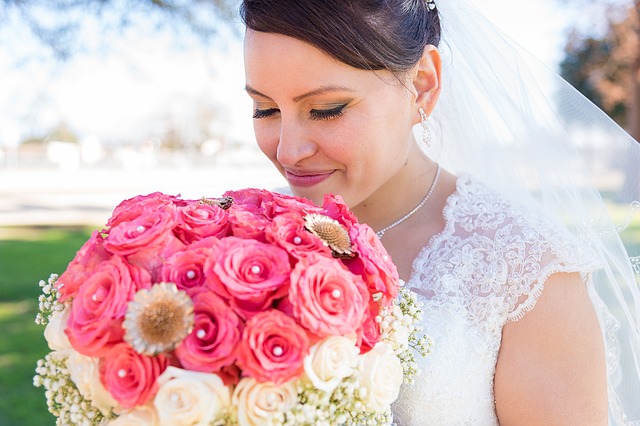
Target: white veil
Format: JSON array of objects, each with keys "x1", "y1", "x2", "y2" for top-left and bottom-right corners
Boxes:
[{"x1": 428, "y1": 0, "x2": 640, "y2": 423}]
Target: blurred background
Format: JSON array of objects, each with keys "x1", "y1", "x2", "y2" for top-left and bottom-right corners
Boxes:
[{"x1": 0, "y1": 0, "x2": 638, "y2": 424}]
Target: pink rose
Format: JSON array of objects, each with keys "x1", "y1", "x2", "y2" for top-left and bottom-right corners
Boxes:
[
  {"x1": 66, "y1": 256, "x2": 151, "y2": 357},
  {"x1": 174, "y1": 202, "x2": 229, "y2": 244},
  {"x1": 357, "y1": 301, "x2": 383, "y2": 354},
  {"x1": 236, "y1": 310, "x2": 310, "y2": 384},
  {"x1": 265, "y1": 213, "x2": 332, "y2": 260},
  {"x1": 226, "y1": 204, "x2": 270, "y2": 241},
  {"x1": 207, "y1": 237, "x2": 290, "y2": 318},
  {"x1": 345, "y1": 223, "x2": 400, "y2": 307},
  {"x1": 161, "y1": 247, "x2": 214, "y2": 292},
  {"x1": 322, "y1": 193, "x2": 358, "y2": 228},
  {"x1": 127, "y1": 233, "x2": 186, "y2": 283},
  {"x1": 104, "y1": 207, "x2": 179, "y2": 256},
  {"x1": 100, "y1": 343, "x2": 169, "y2": 408},
  {"x1": 289, "y1": 254, "x2": 369, "y2": 338},
  {"x1": 56, "y1": 230, "x2": 111, "y2": 302},
  {"x1": 223, "y1": 188, "x2": 275, "y2": 216},
  {"x1": 175, "y1": 290, "x2": 243, "y2": 373},
  {"x1": 267, "y1": 192, "x2": 323, "y2": 218},
  {"x1": 107, "y1": 192, "x2": 183, "y2": 229}
]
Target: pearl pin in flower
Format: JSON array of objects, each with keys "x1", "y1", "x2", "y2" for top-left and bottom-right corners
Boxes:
[
  {"x1": 272, "y1": 346, "x2": 284, "y2": 357},
  {"x1": 251, "y1": 265, "x2": 261, "y2": 274},
  {"x1": 331, "y1": 289, "x2": 341, "y2": 298},
  {"x1": 293, "y1": 236, "x2": 302, "y2": 245},
  {"x1": 186, "y1": 270, "x2": 196, "y2": 279},
  {"x1": 136, "y1": 225, "x2": 146, "y2": 232},
  {"x1": 118, "y1": 369, "x2": 127, "y2": 378}
]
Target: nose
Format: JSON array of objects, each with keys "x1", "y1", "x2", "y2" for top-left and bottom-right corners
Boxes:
[{"x1": 275, "y1": 117, "x2": 317, "y2": 167}]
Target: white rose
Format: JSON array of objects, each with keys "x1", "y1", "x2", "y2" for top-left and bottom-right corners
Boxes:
[
  {"x1": 44, "y1": 306, "x2": 71, "y2": 351},
  {"x1": 358, "y1": 342, "x2": 404, "y2": 412},
  {"x1": 108, "y1": 405, "x2": 158, "y2": 426},
  {"x1": 303, "y1": 336, "x2": 360, "y2": 393},
  {"x1": 231, "y1": 378, "x2": 298, "y2": 426},
  {"x1": 66, "y1": 350, "x2": 119, "y2": 415},
  {"x1": 154, "y1": 366, "x2": 231, "y2": 426}
]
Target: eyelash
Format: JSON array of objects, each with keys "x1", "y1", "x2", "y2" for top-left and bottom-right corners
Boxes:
[
  {"x1": 253, "y1": 108, "x2": 279, "y2": 119},
  {"x1": 252, "y1": 104, "x2": 347, "y2": 121},
  {"x1": 309, "y1": 104, "x2": 346, "y2": 121}
]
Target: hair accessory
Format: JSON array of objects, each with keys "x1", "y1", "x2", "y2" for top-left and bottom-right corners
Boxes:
[
  {"x1": 419, "y1": 107, "x2": 431, "y2": 148},
  {"x1": 376, "y1": 163, "x2": 441, "y2": 239},
  {"x1": 426, "y1": 0, "x2": 436, "y2": 11}
]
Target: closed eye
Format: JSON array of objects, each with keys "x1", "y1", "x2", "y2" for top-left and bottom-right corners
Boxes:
[
  {"x1": 253, "y1": 108, "x2": 279, "y2": 119},
  {"x1": 309, "y1": 104, "x2": 346, "y2": 121}
]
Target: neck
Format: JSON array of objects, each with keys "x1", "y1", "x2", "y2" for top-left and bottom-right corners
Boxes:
[{"x1": 351, "y1": 144, "x2": 437, "y2": 233}]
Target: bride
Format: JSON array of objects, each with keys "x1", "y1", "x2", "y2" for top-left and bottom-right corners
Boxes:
[{"x1": 239, "y1": 0, "x2": 640, "y2": 424}]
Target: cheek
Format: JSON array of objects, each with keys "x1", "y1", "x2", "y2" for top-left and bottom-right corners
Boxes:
[{"x1": 253, "y1": 122, "x2": 280, "y2": 161}]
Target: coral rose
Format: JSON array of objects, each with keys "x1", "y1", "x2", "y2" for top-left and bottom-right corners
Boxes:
[
  {"x1": 66, "y1": 256, "x2": 151, "y2": 357},
  {"x1": 265, "y1": 212, "x2": 332, "y2": 260},
  {"x1": 161, "y1": 247, "x2": 213, "y2": 292},
  {"x1": 104, "y1": 208, "x2": 178, "y2": 256},
  {"x1": 175, "y1": 290, "x2": 243, "y2": 373},
  {"x1": 236, "y1": 310, "x2": 309, "y2": 384},
  {"x1": 289, "y1": 253, "x2": 369, "y2": 338},
  {"x1": 100, "y1": 343, "x2": 168, "y2": 409},
  {"x1": 346, "y1": 222, "x2": 400, "y2": 307},
  {"x1": 226, "y1": 205, "x2": 270, "y2": 241},
  {"x1": 107, "y1": 192, "x2": 182, "y2": 229},
  {"x1": 207, "y1": 237, "x2": 290, "y2": 317},
  {"x1": 56, "y1": 230, "x2": 111, "y2": 301},
  {"x1": 174, "y1": 202, "x2": 229, "y2": 244}
]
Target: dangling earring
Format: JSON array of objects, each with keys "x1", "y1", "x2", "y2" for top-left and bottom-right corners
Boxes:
[{"x1": 419, "y1": 107, "x2": 431, "y2": 148}]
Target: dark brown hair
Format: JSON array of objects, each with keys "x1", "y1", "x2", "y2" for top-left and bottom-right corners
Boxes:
[{"x1": 240, "y1": 0, "x2": 441, "y2": 75}]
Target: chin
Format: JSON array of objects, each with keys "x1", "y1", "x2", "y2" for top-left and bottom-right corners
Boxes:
[{"x1": 294, "y1": 190, "x2": 329, "y2": 207}]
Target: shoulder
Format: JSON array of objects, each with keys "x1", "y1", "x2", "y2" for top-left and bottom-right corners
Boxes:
[
  {"x1": 494, "y1": 270, "x2": 608, "y2": 424},
  {"x1": 435, "y1": 174, "x2": 600, "y2": 319}
]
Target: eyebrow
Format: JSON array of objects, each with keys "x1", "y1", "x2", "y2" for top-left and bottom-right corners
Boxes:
[{"x1": 244, "y1": 85, "x2": 356, "y2": 102}]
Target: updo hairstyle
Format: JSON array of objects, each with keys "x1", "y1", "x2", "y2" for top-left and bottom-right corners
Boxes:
[{"x1": 240, "y1": 0, "x2": 441, "y2": 76}]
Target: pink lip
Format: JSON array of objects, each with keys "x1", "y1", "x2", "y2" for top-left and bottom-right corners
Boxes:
[{"x1": 285, "y1": 170, "x2": 333, "y2": 188}]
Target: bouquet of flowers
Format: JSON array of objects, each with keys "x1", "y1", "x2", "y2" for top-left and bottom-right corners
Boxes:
[{"x1": 34, "y1": 189, "x2": 430, "y2": 426}]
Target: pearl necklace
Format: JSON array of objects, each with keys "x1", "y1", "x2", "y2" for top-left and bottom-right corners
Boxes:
[{"x1": 376, "y1": 164, "x2": 441, "y2": 239}]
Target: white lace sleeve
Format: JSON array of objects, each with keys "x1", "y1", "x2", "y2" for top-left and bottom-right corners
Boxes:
[{"x1": 393, "y1": 175, "x2": 602, "y2": 426}]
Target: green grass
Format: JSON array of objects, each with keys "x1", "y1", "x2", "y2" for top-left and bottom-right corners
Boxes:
[{"x1": 0, "y1": 226, "x2": 95, "y2": 426}]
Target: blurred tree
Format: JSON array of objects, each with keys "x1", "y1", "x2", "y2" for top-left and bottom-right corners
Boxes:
[
  {"x1": 559, "y1": 1, "x2": 639, "y2": 140},
  {"x1": 559, "y1": 0, "x2": 639, "y2": 201},
  {"x1": 0, "y1": 0, "x2": 239, "y2": 59}
]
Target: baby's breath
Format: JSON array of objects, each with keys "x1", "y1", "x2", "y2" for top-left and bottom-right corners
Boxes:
[
  {"x1": 273, "y1": 376, "x2": 392, "y2": 426},
  {"x1": 33, "y1": 351, "x2": 114, "y2": 425},
  {"x1": 35, "y1": 274, "x2": 67, "y2": 326},
  {"x1": 379, "y1": 287, "x2": 432, "y2": 383}
]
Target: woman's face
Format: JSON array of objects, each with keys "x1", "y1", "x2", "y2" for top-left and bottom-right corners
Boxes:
[{"x1": 244, "y1": 30, "x2": 418, "y2": 208}]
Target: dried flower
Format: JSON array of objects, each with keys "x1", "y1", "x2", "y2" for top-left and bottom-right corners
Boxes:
[
  {"x1": 199, "y1": 196, "x2": 234, "y2": 210},
  {"x1": 123, "y1": 283, "x2": 195, "y2": 356},
  {"x1": 304, "y1": 214, "x2": 355, "y2": 258}
]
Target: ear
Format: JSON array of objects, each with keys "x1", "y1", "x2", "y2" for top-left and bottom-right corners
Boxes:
[{"x1": 411, "y1": 45, "x2": 442, "y2": 122}]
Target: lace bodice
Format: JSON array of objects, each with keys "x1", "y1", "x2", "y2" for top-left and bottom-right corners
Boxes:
[{"x1": 391, "y1": 174, "x2": 599, "y2": 426}]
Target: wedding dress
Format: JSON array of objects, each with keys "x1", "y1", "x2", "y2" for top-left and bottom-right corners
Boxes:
[
  {"x1": 399, "y1": 0, "x2": 640, "y2": 424},
  {"x1": 391, "y1": 174, "x2": 600, "y2": 425}
]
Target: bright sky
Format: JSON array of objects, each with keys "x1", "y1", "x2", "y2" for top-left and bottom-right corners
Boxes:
[{"x1": 0, "y1": 0, "x2": 608, "y2": 146}]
